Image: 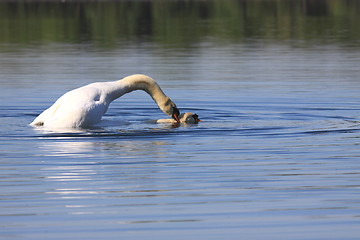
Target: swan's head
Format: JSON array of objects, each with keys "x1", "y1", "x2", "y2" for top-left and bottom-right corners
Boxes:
[
  {"x1": 172, "y1": 106, "x2": 180, "y2": 122},
  {"x1": 160, "y1": 98, "x2": 180, "y2": 122},
  {"x1": 179, "y1": 112, "x2": 202, "y2": 124}
]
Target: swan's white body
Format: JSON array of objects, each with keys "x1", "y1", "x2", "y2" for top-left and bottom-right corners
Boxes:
[{"x1": 31, "y1": 74, "x2": 179, "y2": 128}]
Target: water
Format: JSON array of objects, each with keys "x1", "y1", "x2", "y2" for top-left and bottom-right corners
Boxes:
[{"x1": 1, "y1": 1, "x2": 360, "y2": 239}]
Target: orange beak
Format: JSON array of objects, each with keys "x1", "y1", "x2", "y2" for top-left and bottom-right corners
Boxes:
[
  {"x1": 172, "y1": 108, "x2": 180, "y2": 123},
  {"x1": 193, "y1": 114, "x2": 202, "y2": 123}
]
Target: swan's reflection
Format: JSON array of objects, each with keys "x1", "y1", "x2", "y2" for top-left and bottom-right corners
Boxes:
[
  {"x1": 39, "y1": 137, "x2": 170, "y2": 159},
  {"x1": 40, "y1": 138, "x2": 174, "y2": 204},
  {"x1": 39, "y1": 137, "x2": 171, "y2": 176}
]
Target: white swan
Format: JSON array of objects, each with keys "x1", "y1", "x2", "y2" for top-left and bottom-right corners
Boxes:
[
  {"x1": 30, "y1": 74, "x2": 180, "y2": 128},
  {"x1": 156, "y1": 112, "x2": 201, "y2": 124}
]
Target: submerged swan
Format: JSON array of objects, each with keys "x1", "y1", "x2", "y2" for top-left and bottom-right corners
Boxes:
[
  {"x1": 30, "y1": 74, "x2": 180, "y2": 128},
  {"x1": 156, "y1": 112, "x2": 201, "y2": 124}
]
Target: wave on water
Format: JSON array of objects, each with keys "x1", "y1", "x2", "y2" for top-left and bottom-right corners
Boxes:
[
  {"x1": 2, "y1": 106, "x2": 359, "y2": 140},
  {"x1": 24, "y1": 120, "x2": 360, "y2": 141}
]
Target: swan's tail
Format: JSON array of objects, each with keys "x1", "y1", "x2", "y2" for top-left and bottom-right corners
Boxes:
[{"x1": 30, "y1": 115, "x2": 45, "y2": 126}]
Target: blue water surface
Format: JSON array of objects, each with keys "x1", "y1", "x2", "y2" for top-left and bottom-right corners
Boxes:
[{"x1": 0, "y1": 39, "x2": 360, "y2": 240}]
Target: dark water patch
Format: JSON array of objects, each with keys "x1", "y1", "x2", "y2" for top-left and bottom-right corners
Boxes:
[{"x1": 299, "y1": 128, "x2": 360, "y2": 136}]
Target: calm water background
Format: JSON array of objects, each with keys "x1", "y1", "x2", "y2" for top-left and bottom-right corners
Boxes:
[{"x1": 1, "y1": 1, "x2": 360, "y2": 239}]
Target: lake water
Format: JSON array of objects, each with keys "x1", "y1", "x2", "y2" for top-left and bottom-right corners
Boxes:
[{"x1": 1, "y1": 1, "x2": 360, "y2": 239}]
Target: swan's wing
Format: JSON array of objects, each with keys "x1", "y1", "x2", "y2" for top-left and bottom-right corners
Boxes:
[{"x1": 31, "y1": 85, "x2": 108, "y2": 128}]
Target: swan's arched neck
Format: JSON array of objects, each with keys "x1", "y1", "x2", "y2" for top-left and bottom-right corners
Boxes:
[{"x1": 111, "y1": 74, "x2": 178, "y2": 118}]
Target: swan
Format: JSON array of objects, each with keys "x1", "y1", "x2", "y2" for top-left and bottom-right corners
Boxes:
[
  {"x1": 30, "y1": 74, "x2": 180, "y2": 128},
  {"x1": 156, "y1": 112, "x2": 201, "y2": 124}
]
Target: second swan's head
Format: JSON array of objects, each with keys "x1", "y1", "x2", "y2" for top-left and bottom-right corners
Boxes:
[{"x1": 179, "y1": 112, "x2": 202, "y2": 124}]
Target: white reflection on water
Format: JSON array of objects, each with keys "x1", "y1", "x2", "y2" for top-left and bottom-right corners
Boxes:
[
  {"x1": 38, "y1": 138, "x2": 170, "y2": 158},
  {"x1": 37, "y1": 139, "x2": 172, "y2": 186},
  {"x1": 39, "y1": 141, "x2": 99, "y2": 158}
]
